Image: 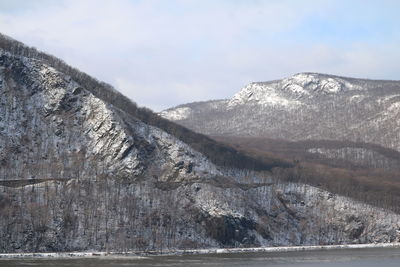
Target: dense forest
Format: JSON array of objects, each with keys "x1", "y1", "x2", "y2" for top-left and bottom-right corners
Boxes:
[
  {"x1": 213, "y1": 136, "x2": 400, "y2": 171},
  {"x1": 213, "y1": 135, "x2": 400, "y2": 214}
]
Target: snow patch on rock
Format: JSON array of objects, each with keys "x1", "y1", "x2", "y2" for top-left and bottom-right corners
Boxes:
[
  {"x1": 388, "y1": 102, "x2": 400, "y2": 112},
  {"x1": 227, "y1": 73, "x2": 366, "y2": 109},
  {"x1": 282, "y1": 73, "x2": 345, "y2": 95},
  {"x1": 160, "y1": 107, "x2": 192, "y2": 120},
  {"x1": 228, "y1": 83, "x2": 301, "y2": 108},
  {"x1": 349, "y1": 95, "x2": 364, "y2": 102}
]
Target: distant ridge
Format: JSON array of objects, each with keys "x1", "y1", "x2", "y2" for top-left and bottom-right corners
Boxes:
[{"x1": 162, "y1": 72, "x2": 400, "y2": 152}]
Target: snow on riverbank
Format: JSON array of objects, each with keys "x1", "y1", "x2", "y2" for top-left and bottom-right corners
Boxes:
[{"x1": 1, "y1": 243, "x2": 399, "y2": 259}]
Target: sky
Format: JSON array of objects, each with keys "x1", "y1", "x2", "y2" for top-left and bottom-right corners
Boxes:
[{"x1": 1, "y1": 0, "x2": 400, "y2": 111}]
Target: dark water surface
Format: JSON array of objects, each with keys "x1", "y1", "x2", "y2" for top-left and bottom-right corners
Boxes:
[{"x1": 1, "y1": 248, "x2": 400, "y2": 267}]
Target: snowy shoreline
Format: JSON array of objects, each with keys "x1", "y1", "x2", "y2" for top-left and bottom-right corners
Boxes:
[{"x1": 1, "y1": 243, "x2": 399, "y2": 259}]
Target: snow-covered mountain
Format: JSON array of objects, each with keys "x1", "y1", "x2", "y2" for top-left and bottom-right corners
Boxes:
[
  {"x1": 229, "y1": 73, "x2": 369, "y2": 106},
  {"x1": 162, "y1": 73, "x2": 400, "y2": 158},
  {"x1": 1, "y1": 34, "x2": 400, "y2": 253}
]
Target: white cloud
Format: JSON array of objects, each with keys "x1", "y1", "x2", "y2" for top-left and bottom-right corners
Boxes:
[{"x1": 0, "y1": 0, "x2": 399, "y2": 110}]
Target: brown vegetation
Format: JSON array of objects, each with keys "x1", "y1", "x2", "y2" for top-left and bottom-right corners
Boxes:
[{"x1": 213, "y1": 135, "x2": 400, "y2": 213}]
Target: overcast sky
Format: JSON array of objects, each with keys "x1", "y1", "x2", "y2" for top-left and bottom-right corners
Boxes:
[{"x1": 1, "y1": 0, "x2": 400, "y2": 111}]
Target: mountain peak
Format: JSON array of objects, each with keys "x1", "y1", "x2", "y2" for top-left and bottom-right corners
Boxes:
[
  {"x1": 227, "y1": 81, "x2": 302, "y2": 108},
  {"x1": 282, "y1": 72, "x2": 347, "y2": 95},
  {"x1": 227, "y1": 73, "x2": 365, "y2": 108}
]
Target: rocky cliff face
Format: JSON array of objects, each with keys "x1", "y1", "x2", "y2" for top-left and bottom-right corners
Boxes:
[
  {"x1": 0, "y1": 50, "x2": 218, "y2": 184},
  {"x1": 162, "y1": 73, "x2": 400, "y2": 154},
  {"x1": 1, "y1": 47, "x2": 400, "y2": 253}
]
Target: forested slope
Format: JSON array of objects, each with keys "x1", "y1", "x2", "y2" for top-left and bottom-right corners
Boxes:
[{"x1": 1, "y1": 33, "x2": 399, "y2": 253}]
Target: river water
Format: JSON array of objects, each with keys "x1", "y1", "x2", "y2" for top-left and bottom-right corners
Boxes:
[{"x1": 1, "y1": 248, "x2": 400, "y2": 266}]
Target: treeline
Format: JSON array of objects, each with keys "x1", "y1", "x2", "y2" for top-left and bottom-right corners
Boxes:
[
  {"x1": 0, "y1": 33, "x2": 291, "y2": 171},
  {"x1": 214, "y1": 135, "x2": 400, "y2": 213},
  {"x1": 274, "y1": 163, "x2": 400, "y2": 214},
  {"x1": 213, "y1": 135, "x2": 400, "y2": 171}
]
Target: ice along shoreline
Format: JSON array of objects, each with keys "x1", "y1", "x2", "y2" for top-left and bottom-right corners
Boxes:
[{"x1": 1, "y1": 243, "x2": 400, "y2": 259}]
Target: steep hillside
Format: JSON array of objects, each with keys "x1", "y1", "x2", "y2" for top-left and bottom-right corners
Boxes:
[
  {"x1": 0, "y1": 33, "x2": 288, "y2": 173},
  {"x1": 162, "y1": 73, "x2": 400, "y2": 152},
  {"x1": 1, "y1": 35, "x2": 400, "y2": 253}
]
